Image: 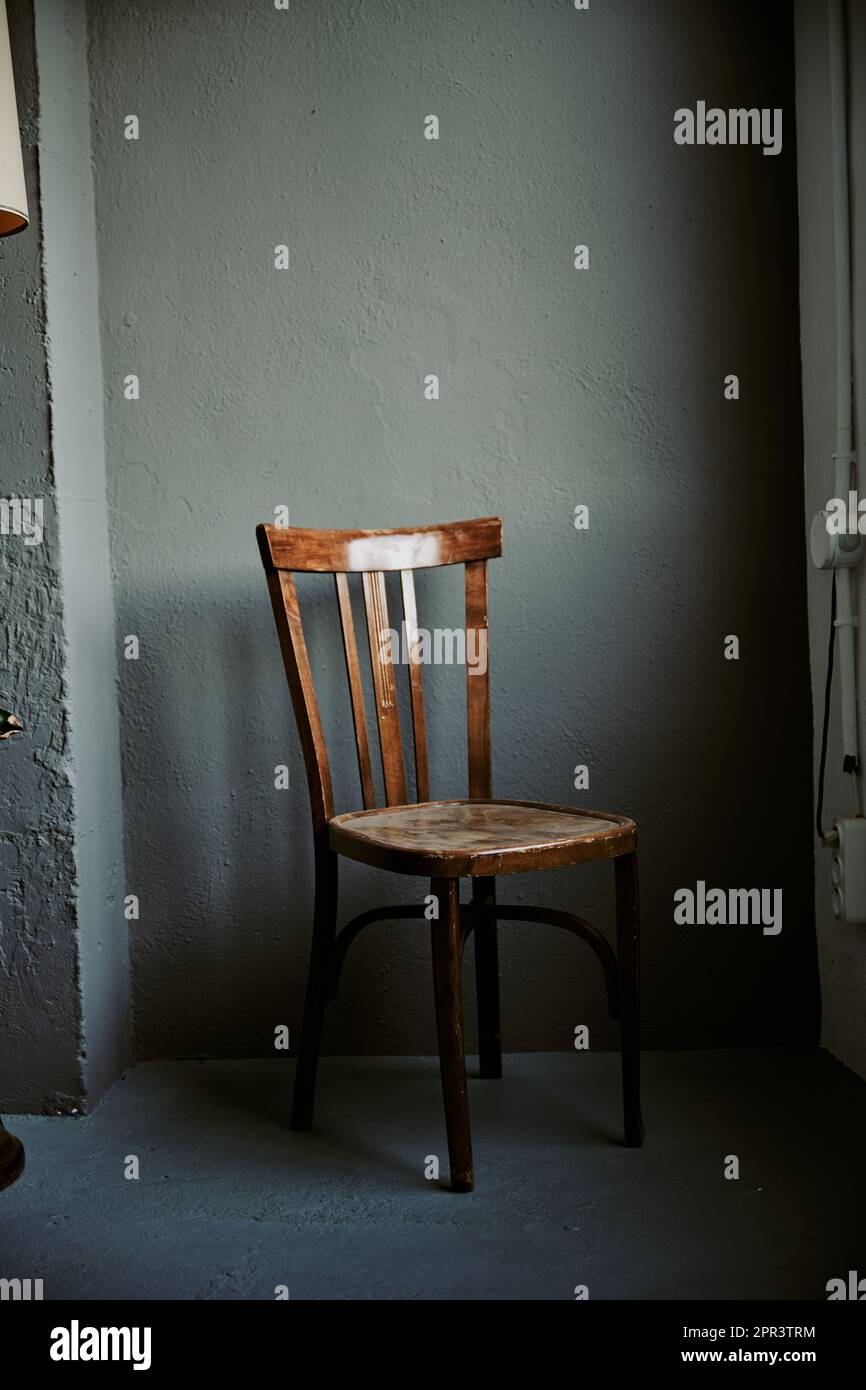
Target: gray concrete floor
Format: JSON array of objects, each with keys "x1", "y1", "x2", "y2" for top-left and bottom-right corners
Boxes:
[{"x1": 1, "y1": 1047, "x2": 863, "y2": 1300}]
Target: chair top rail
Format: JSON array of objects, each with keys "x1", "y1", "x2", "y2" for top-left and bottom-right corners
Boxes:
[{"x1": 257, "y1": 517, "x2": 502, "y2": 573}]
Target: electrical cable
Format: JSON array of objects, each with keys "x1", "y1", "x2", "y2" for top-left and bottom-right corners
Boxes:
[{"x1": 817, "y1": 572, "x2": 838, "y2": 842}]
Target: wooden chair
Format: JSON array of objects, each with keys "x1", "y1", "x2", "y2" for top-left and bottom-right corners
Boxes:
[{"x1": 257, "y1": 517, "x2": 643, "y2": 1191}]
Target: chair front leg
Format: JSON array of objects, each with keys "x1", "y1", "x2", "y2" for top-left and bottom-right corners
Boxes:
[
  {"x1": 615, "y1": 850, "x2": 644, "y2": 1147},
  {"x1": 290, "y1": 837, "x2": 339, "y2": 1132},
  {"x1": 472, "y1": 875, "x2": 502, "y2": 1079},
  {"x1": 430, "y1": 877, "x2": 474, "y2": 1191}
]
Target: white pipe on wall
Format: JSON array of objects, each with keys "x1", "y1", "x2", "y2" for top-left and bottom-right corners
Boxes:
[{"x1": 828, "y1": 0, "x2": 863, "y2": 813}]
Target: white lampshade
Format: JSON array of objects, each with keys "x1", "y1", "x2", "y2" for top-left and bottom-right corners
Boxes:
[{"x1": 0, "y1": 0, "x2": 27, "y2": 236}]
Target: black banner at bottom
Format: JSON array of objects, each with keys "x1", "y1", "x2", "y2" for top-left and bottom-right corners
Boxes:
[{"x1": 2, "y1": 1298, "x2": 860, "y2": 1374}]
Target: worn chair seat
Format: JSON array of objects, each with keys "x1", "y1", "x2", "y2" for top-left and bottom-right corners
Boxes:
[{"x1": 330, "y1": 798, "x2": 635, "y2": 877}]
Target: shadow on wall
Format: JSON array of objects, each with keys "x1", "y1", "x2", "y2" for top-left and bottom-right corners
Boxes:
[{"x1": 119, "y1": 527, "x2": 818, "y2": 1066}]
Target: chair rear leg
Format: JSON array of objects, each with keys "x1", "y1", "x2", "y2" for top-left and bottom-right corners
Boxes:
[
  {"x1": 472, "y1": 875, "x2": 502, "y2": 1079},
  {"x1": 431, "y1": 877, "x2": 474, "y2": 1191},
  {"x1": 291, "y1": 841, "x2": 339, "y2": 1132},
  {"x1": 615, "y1": 850, "x2": 644, "y2": 1147}
]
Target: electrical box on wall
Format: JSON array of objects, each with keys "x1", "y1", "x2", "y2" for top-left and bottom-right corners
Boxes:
[
  {"x1": 831, "y1": 818, "x2": 866, "y2": 924},
  {"x1": 809, "y1": 510, "x2": 864, "y2": 570}
]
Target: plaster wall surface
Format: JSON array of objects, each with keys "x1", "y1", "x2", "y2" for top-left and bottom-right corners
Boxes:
[
  {"x1": 0, "y1": 0, "x2": 82, "y2": 1111},
  {"x1": 86, "y1": 0, "x2": 817, "y2": 1060},
  {"x1": 34, "y1": 0, "x2": 130, "y2": 1102}
]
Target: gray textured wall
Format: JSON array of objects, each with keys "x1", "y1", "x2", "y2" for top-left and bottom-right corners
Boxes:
[
  {"x1": 0, "y1": 0, "x2": 82, "y2": 1111},
  {"x1": 1, "y1": 0, "x2": 130, "y2": 1113},
  {"x1": 34, "y1": 0, "x2": 131, "y2": 1103},
  {"x1": 86, "y1": 0, "x2": 818, "y2": 1063}
]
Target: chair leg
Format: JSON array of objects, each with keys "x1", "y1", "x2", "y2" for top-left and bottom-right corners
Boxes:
[
  {"x1": 615, "y1": 850, "x2": 644, "y2": 1147},
  {"x1": 291, "y1": 840, "x2": 339, "y2": 1132},
  {"x1": 472, "y1": 876, "x2": 502, "y2": 1079},
  {"x1": 431, "y1": 877, "x2": 474, "y2": 1191}
]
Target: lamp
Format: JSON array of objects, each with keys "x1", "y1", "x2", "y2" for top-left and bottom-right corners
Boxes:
[{"x1": 0, "y1": 0, "x2": 27, "y2": 236}]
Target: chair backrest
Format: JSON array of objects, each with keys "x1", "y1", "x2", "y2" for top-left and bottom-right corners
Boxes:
[{"x1": 257, "y1": 518, "x2": 503, "y2": 831}]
